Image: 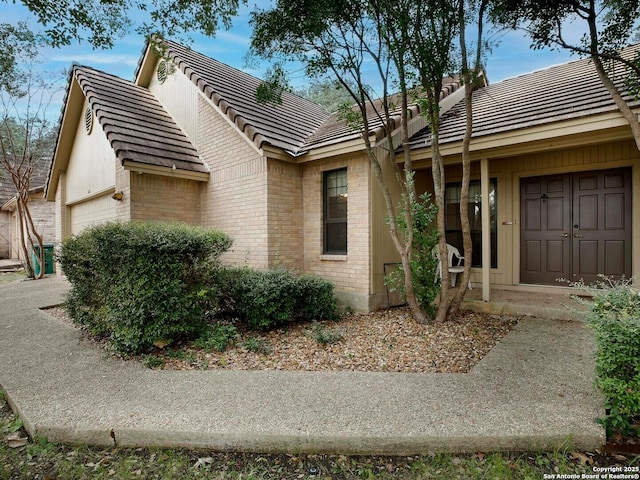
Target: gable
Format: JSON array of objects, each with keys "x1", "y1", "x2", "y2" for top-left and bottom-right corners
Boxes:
[
  {"x1": 136, "y1": 40, "x2": 332, "y2": 155},
  {"x1": 74, "y1": 67, "x2": 206, "y2": 174},
  {"x1": 65, "y1": 97, "x2": 117, "y2": 204}
]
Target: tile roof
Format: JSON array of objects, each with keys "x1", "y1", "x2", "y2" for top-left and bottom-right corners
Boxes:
[
  {"x1": 74, "y1": 66, "x2": 206, "y2": 173},
  {"x1": 160, "y1": 41, "x2": 331, "y2": 155},
  {"x1": 0, "y1": 166, "x2": 14, "y2": 205},
  {"x1": 1, "y1": 157, "x2": 50, "y2": 206},
  {"x1": 409, "y1": 46, "x2": 640, "y2": 149},
  {"x1": 303, "y1": 80, "x2": 462, "y2": 150},
  {"x1": 157, "y1": 41, "x2": 463, "y2": 155}
]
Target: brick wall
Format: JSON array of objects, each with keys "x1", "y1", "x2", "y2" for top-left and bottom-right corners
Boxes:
[
  {"x1": 197, "y1": 96, "x2": 269, "y2": 269},
  {"x1": 129, "y1": 173, "x2": 201, "y2": 225},
  {"x1": 302, "y1": 154, "x2": 371, "y2": 311},
  {"x1": 115, "y1": 163, "x2": 131, "y2": 222},
  {"x1": 2, "y1": 193, "x2": 56, "y2": 262},
  {"x1": 267, "y1": 160, "x2": 303, "y2": 271}
]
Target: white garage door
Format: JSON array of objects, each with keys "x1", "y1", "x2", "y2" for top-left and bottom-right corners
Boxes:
[{"x1": 70, "y1": 194, "x2": 116, "y2": 235}]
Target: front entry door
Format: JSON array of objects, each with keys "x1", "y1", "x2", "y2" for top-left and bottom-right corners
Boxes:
[{"x1": 520, "y1": 168, "x2": 632, "y2": 285}]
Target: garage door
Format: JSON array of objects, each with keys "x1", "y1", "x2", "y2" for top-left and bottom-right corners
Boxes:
[{"x1": 70, "y1": 194, "x2": 116, "y2": 235}]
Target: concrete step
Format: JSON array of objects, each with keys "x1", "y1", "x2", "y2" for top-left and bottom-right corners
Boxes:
[{"x1": 0, "y1": 259, "x2": 24, "y2": 272}]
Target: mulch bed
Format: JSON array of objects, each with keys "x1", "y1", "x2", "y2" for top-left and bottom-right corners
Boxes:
[{"x1": 47, "y1": 306, "x2": 518, "y2": 373}]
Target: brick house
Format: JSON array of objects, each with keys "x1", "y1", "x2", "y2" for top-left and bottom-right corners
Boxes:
[{"x1": 45, "y1": 40, "x2": 640, "y2": 310}]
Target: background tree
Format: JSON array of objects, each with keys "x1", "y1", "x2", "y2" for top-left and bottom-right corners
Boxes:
[
  {"x1": 0, "y1": 30, "x2": 59, "y2": 278},
  {"x1": 1, "y1": 0, "x2": 242, "y2": 49},
  {"x1": 489, "y1": 0, "x2": 640, "y2": 151},
  {"x1": 294, "y1": 79, "x2": 355, "y2": 113}
]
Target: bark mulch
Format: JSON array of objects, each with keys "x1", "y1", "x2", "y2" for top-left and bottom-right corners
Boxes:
[
  {"x1": 160, "y1": 308, "x2": 515, "y2": 373},
  {"x1": 46, "y1": 306, "x2": 518, "y2": 373}
]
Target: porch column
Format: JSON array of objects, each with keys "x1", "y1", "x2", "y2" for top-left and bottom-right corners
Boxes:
[{"x1": 481, "y1": 157, "x2": 490, "y2": 302}]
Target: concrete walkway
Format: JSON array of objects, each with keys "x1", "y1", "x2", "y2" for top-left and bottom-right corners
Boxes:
[{"x1": 0, "y1": 277, "x2": 605, "y2": 454}]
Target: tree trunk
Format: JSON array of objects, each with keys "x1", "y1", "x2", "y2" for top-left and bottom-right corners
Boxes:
[
  {"x1": 584, "y1": 4, "x2": 640, "y2": 152},
  {"x1": 449, "y1": 75, "x2": 473, "y2": 315},
  {"x1": 592, "y1": 56, "x2": 640, "y2": 152},
  {"x1": 15, "y1": 197, "x2": 36, "y2": 278},
  {"x1": 432, "y1": 130, "x2": 451, "y2": 324},
  {"x1": 364, "y1": 141, "x2": 429, "y2": 325},
  {"x1": 20, "y1": 194, "x2": 45, "y2": 279},
  {"x1": 450, "y1": 0, "x2": 485, "y2": 314}
]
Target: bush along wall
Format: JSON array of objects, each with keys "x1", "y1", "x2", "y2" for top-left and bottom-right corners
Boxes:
[
  {"x1": 587, "y1": 279, "x2": 640, "y2": 437},
  {"x1": 213, "y1": 267, "x2": 340, "y2": 330},
  {"x1": 59, "y1": 221, "x2": 232, "y2": 355}
]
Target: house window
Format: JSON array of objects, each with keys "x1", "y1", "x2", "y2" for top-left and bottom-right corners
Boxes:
[
  {"x1": 444, "y1": 178, "x2": 497, "y2": 268},
  {"x1": 323, "y1": 168, "x2": 347, "y2": 254}
]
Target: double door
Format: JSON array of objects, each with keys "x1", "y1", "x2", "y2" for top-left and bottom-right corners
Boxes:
[{"x1": 520, "y1": 168, "x2": 631, "y2": 285}]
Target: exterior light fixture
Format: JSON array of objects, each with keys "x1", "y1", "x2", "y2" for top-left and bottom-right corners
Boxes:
[{"x1": 112, "y1": 191, "x2": 124, "y2": 201}]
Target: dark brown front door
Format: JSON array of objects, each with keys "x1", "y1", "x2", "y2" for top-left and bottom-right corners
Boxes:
[{"x1": 520, "y1": 168, "x2": 632, "y2": 285}]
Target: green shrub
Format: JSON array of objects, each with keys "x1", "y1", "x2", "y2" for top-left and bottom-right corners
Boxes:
[
  {"x1": 386, "y1": 192, "x2": 439, "y2": 317},
  {"x1": 295, "y1": 275, "x2": 340, "y2": 322},
  {"x1": 242, "y1": 336, "x2": 272, "y2": 354},
  {"x1": 59, "y1": 221, "x2": 232, "y2": 355},
  {"x1": 586, "y1": 278, "x2": 640, "y2": 436},
  {"x1": 194, "y1": 323, "x2": 238, "y2": 352},
  {"x1": 213, "y1": 267, "x2": 294, "y2": 329},
  {"x1": 214, "y1": 268, "x2": 339, "y2": 330}
]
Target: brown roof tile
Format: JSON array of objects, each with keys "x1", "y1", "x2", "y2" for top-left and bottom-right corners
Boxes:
[
  {"x1": 409, "y1": 46, "x2": 640, "y2": 149},
  {"x1": 74, "y1": 66, "x2": 207, "y2": 173},
  {"x1": 162, "y1": 41, "x2": 331, "y2": 155},
  {"x1": 1, "y1": 156, "x2": 50, "y2": 205},
  {"x1": 304, "y1": 79, "x2": 462, "y2": 150},
  {"x1": 160, "y1": 41, "x2": 463, "y2": 155}
]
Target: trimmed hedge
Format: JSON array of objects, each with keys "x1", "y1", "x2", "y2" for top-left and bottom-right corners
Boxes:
[
  {"x1": 588, "y1": 280, "x2": 640, "y2": 436},
  {"x1": 60, "y1": 221, "x2": 232, "y2": 355},
  {"x1": 215, "y1": 267, "x2": 340, "y2": 330}
]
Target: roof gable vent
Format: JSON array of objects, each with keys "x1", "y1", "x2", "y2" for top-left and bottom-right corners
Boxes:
[
  {"x1": 84, "y1": 106, "x2": 93, "y2": 134},
  {"x1": 157, "y1": 60, "x2": 168, "y2": 84}
]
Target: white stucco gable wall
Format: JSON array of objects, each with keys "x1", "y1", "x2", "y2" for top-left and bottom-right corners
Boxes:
[
  {"x1": 65, "y1": 98, "x2": 117, "y2": 204},
  {"x1": 147, "y1": 63, "x2": 198, "y2": 146}
]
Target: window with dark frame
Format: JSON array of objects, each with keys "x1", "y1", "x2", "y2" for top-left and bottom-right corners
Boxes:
[
  {"x1": 323, "y1": 168, "x2": 347, "y2": 254},
  {"x1": 444, "y1": 178, "x2": 497, "y2": 268}
]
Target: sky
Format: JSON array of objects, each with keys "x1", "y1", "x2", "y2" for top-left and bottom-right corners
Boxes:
[{"x1": 3, "y1": 2, "x2": 590, "y2": 103}]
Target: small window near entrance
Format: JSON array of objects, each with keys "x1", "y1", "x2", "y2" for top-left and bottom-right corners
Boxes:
[
  {"x1": 323, "y1": 168, "x2": 347, "y2": 254},
  {"x1": 445, "y1": 178, "x2": 497, "y2": 268}
]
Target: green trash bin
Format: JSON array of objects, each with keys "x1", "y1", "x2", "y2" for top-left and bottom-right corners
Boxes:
[{"x1": 32, "y1": 243, "x2": 55, "y2": 276}]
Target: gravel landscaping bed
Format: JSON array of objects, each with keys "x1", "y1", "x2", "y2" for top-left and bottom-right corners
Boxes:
[{"x1": 47, "y1": 306, "x2": 518, "y2": 373}]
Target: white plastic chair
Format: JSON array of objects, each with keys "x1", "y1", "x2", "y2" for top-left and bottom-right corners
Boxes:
[{"x1": 434, "y1": 243, "x2": 472, "y2": 289}]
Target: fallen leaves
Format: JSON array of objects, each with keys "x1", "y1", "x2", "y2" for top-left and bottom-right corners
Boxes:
[
  {"x1": 45, "y1": 305, "x2": 519, "y2": 373},
  {"x1": 570, "y1": 451, "x2": 594, "y2": 465},
  {"x1": 6, "y1": 431, "x2": 28, "y2": 448},
  {"x1": 154, "y1": 308, "x2": 519, "y2": 373}
]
